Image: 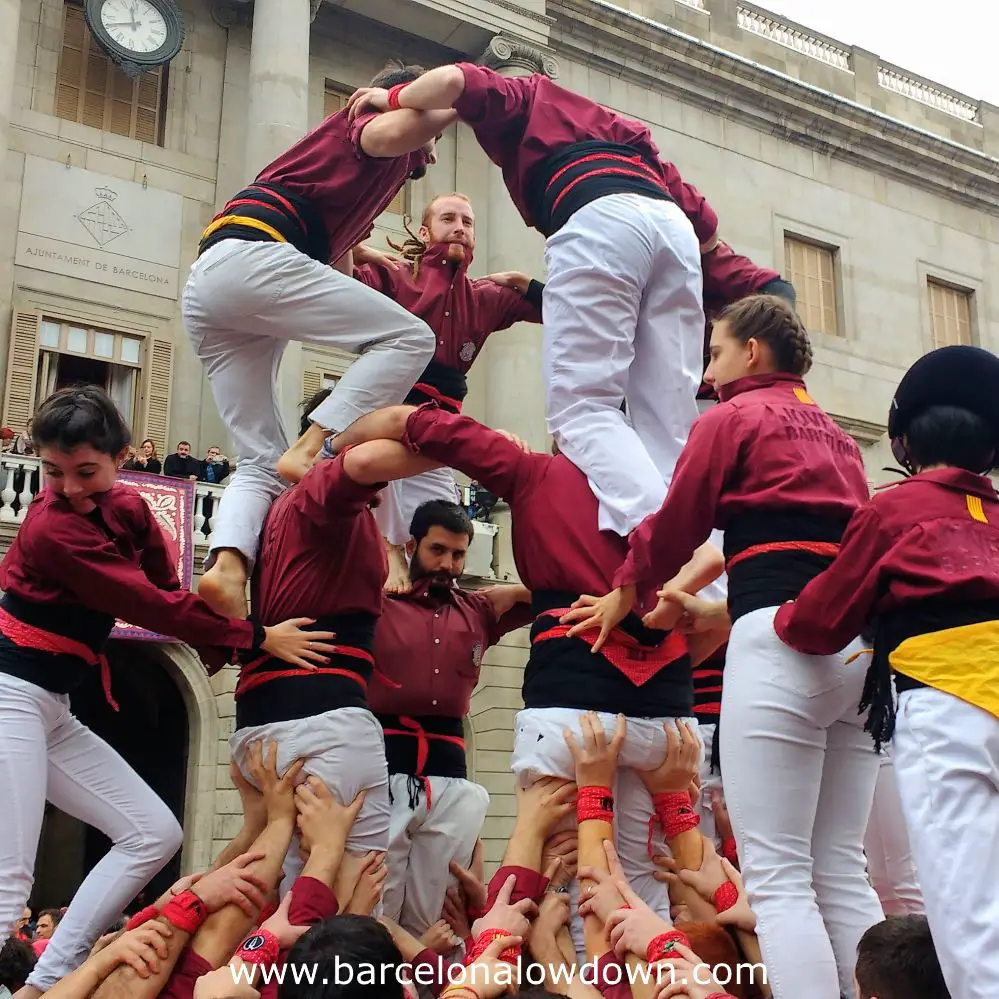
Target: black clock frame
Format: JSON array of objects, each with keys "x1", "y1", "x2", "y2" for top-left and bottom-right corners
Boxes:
[{"x1": 84, "y1": 0, "x2": 185, "y2": 78}]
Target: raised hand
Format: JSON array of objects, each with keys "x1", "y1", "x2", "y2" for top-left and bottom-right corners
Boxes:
[
  {"x1": 191, "y1": 851, "x2": 269, "y2": 916},
  {"x1": 564, "y1": 712, "x2": 626, "y2": 788},
  {"x1": 559, "y1": 586, "x2": 636, "y2": 654},
  {"x1": 420, "y1": 918, "x2": 461, "y2": 956},
  {"x1": 244, "y1": 740, "x2": 305, "y2": 824},
  {"x1": 93, "y1": 920, "x2": 174, "y2": 980},
  {"x1": 259, "y1": 890, "x2": 311, "y2": 950},
  {"x1": 470, "y1": 873, "x2": 537, "y2": 939},
  {"x1": 345, "y1": 852, "x2": 388, "y2": 916},
  {"x1": 639, "y1": 720, "x2": 702, "y2": 795},
  {"x1": 346, "y1": 86, "x2": 390, "y2": 120},
  {"x1": 295, "y1": 776, "x2": 365, "y2": 855}
]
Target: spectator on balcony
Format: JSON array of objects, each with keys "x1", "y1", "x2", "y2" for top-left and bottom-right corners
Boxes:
[
  {"x1": 10, "y1": 421, "x2": 34, "y2": 456},
  {"x1": 1, "y1": 428, "x2": 15, "y2": 453},
  {"x1": 121, "y1": 438, "x2": 162, "y2": 475},
  {"x1": 163, "y1": 440, "x2": 205, "y2": 481},
  {"x1": 202, "y1": 446, "x2": 231, "y2": 485}
]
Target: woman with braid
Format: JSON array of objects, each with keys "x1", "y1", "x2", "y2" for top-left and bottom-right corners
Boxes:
[
  {"x1": 282, "y1": 192, "x2": 543, "y2": 591},
  {"x1": 561, "y1": 295, "x2": 883, "y2": 999}
]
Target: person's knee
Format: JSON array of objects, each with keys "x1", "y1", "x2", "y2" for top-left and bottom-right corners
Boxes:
[{"x1": 127, "y1": 803, "x2": 183, "y2": 861}]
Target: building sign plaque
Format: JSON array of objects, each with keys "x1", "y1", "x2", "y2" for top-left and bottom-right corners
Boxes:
[{"x1": 15, "y1": 156, "x2": 183, "y2": 300}]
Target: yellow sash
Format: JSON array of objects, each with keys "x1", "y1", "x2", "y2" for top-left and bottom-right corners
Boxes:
[
  {"x1": 890, "y1": 619, "x2": 999, "y2": 720},
  {"x1": 200, "y1": 215, "x2": 287, "y2": 244}
]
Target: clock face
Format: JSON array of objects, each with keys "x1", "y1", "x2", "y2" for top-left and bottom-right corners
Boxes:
[{"x1": 100, "y1": 0, "x2": 168, "y2": 55}]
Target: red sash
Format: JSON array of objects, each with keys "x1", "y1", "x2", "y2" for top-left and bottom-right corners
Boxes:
[{"x1": 725, "y1": 540, "x2": 840, "y2": 571}]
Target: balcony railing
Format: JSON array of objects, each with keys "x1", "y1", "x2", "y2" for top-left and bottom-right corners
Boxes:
[{"x1": 0, "y1": 453, "x2": 224, "y2": 548}]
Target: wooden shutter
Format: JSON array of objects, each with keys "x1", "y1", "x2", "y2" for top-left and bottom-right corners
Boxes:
[
  {"x1": 56, "y1": 1, "x2": 165, "y2": 144},
  {"x1": 142, "y1": 336, "x2": 174, "y2": 456},
  {"x1": 928, "y1": 280, "x2": 973, "y2": 349},
  {"x1": 2, "y1": 312, "x2": 41, "y2": 431},
  {"x1": 302, "y1": 368, "x2": 323, "y2": 403}
]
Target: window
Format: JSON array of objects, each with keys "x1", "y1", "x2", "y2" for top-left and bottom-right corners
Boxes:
[
  {"x1": 927, "y1": 280, "x2": 973, "y2": 348},
  {"x1": 36, "y1": 319, "x2": 144, "y2": 425},
  {"x1": 56, "y1": 2, "x2": 167, "y2": 145},
  {"x1": 783, "y1": 235, "x2": 839, "y2": 336},
  {"x1": 325, "y1": 80, "x2": 407, "y2": 217}
]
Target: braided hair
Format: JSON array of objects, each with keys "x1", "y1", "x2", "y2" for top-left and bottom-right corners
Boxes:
[{"x1": 715, "y1": 294, "x2": 813, "y2": 376}]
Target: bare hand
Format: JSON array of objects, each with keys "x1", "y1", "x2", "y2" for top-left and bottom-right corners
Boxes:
[
  {"x1": 576, "y1": 864, "x2": 626, "y2": 925},
  {"x1": 657, "y1": 591, "x2": 730, "y2": 635},
  {"x1": 564, "y1": 712, "x2": 626, "y2": 788},
  {"x1": 245, "y1": 740, "x2": 305, "y2": 824},
  {"x1": 653, "y1": 943, "x2": 729, "y2": 998},
  {"x1": 421, "y1": 918, "x2": 461, "y2": 955},
  {"x1": 260, "y1": 890, "x2": 311, "y2": 950},
  {"x1": 449, "y1": 857, "x2": 487, "y2": 917},
  {"x1": 442, "y1": 885, "x2": 472, "y2": 941},
  {"x1": 192, "y1": 851, "x2": 269, "y2": 915},
  {"x1": 605, "y1": 877, "x2": 672, "y2": 961},
  {"x1": 641, "y1": 593, "x2": 684, "y2": 632},
  {"x1": 345, "y1": 852, "x2": 388, "y2": 916},
  {"x1": 676, "y1": 838, "x2": 728, "y2": 904},
  {"x1": 639, "y1": 720, "x2": 701, "y2": 795},
  {"x1": 353, "y1": 244, "x2": 402, "y2": 270},
  {"x1": 713, "y1": 858, "x2": 756, "y2": 933},
  {"x1": 94, "y1": 920, "x2": 173, "y2": 979},
  {"x1": 533, "y1": 890, "x2": 571, "y2": 941},
  {"x1": 516, "y1": 776, "x2": 577, "y2": 839},
  {"x1": 559, "y1": 586, "x2": 636, "y2": 654},
  {"x1": 194, "y1": 965, "x2": 260, "y2": 999},
  {"x1": 471, "y1": 874, "x2": 537, "y2": 938},
  {"x1": 346, "y1": 86, "x2": 390, "y2": 120},
  {"x1": 230, "y1": 760, "x2": 266, "y2": 832},
  {"x1": 451, "y1": 932, "x2": 524, "y2": 999},
  {"x1": 295, "y1": 775, "x2": 365, "y2": 854},
  {"x1": 484, "y1": 271, "x2": 530, "y2": 294},
  {"x1": 496, "y1": 428, "x2": 531, "y2": 453},
  {"x1": 261, "y1": 618, "x2": 337, "y2": 671},
  {"x1": 541, "y1": 830, "x2": 578, "y2": 888}
]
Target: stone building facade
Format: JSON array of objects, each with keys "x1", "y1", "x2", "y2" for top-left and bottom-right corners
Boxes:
[{"x1": 1, "y1": 0, "x2": 998, "y2": 899}]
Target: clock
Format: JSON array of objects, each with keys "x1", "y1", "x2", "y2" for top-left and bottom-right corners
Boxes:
[{"x1": 84, "y1": 0, "x2": 184, "y2": 75}]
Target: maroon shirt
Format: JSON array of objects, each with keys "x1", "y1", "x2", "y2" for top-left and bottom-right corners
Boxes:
[
  {"x1": 452, "y1": 64, "x2": 717, "y2": 242},
  {"x1": 256, "y1": 108, "x2": 427, "y2": 264},
  {"x1": 0, "y1": 485, "x2": 252, "y2": 649},
  {"x1": 775, "y1": 468, "x2": 999, "y2": 655},
  {"x1": 614, "y1": 373, "x2": 870, "y2": 590},
  {"x1": 371, "y1": 581, "x2": 515, "y2": 718},
  {"x1": 354, "y1": 243, "x2": 540, "y2": 372},
  {"x1": 253, "y1": 455, "x2": 386, "y2": 624},
  {"x1": 702, "y1": 241, "x2": 780, "y2": 321},
  {"x1": 401, "y1": 406, "x2": 656, "y2": 614}
]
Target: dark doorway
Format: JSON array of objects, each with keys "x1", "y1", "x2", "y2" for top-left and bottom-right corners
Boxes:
[{"x1": 30, "y1": 644, "x2": 189, "y2": 915}]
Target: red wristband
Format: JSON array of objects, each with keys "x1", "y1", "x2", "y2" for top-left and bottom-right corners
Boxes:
[
  {"x1": 161, "y1": 890, "x2": 208, "y2": 935},
  {"x1": 713, "y1": 880, "x2": 739, "y2": 912},
  {"x1": 646, "y1": 929, "x2": 690, "y2": 963},
  {"x1": 721, "y1": 836, "x2": 739, "y2": 866},
  {"x1": 387, "y1": 84, "x2": 407, "y2": 110},
  {"x1": 234, "y1": 928, "x2": 281, "y2": 967},
  {"x1": 464, "y1": 927, "x2": 520, "y2": 966},
  {"x1": 704, "y1": 994, "x2": 737, "y2": 999},
  {"x1": 577, "y1": 785, "x2": 614, "y2": 824},
  {"x1": 652, "y1": 791, "x2": 700, "y2": 839},
  {"x1": 125, "y1": 904, "x2": 160, "y2": 931}
]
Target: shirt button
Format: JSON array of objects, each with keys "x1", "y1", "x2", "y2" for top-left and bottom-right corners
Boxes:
[
  {"x1": 444, "y1": 311, "x2": 450, "y2": 317},
  {"x1": 434, "y1": 668, "x2": 440, "y2": 675},
  {"x1": 434, "y1": 638, "x2": 440, "y2": 644},
  {"x1": 432, "y1": 699, "x2": 438, "y2": 706}
]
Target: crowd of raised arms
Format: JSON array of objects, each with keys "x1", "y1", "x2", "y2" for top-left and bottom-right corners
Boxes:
[{"x1": 2, "y1": 52, "x2": 997, "y2": 999}]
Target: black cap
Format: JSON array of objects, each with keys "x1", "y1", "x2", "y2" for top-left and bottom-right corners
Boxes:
[{"x1": 889, "y1": 346, "x2": 999, "y2": 463}]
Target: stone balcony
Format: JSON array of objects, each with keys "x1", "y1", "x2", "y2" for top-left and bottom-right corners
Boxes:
[{"x1": 0, "y1": 453, "x2": 502, "y2": 581}]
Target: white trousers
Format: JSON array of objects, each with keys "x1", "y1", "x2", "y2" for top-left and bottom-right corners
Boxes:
[
  {"x1": 374, "y1": 467, "x2": 461, "y2": 548},
  {"x1": 182, "y1": 240, "x2": 435, "y2": 569},
  {"x1": 0, "y1": 673, "x2": 183, "y2": 992},
  {"x1": 893, "y1": 687, "x2": 999, "y2": 999},
  {"x1": 230, "y1": 706, "x2": 391, "y2": 892},
  {"x1": 864, "y1": 748, "x2": 923, "y2": 916},
  {"x1": 720, "y1": 608, "x2": 883, "y2": 999},
  {"x1": 512, "y1": 708, "x2": 700, "y2": 962},
  {"x1": 543, "y1": 193, "x2": 703, "y2": 536},
  {"x1": 383, "y1": 774, "x2": 489, "y2": 937}
]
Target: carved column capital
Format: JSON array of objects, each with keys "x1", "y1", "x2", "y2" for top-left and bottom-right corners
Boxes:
[{"x1": 479, "y1": 35, "x2": 559, "y2": 79}]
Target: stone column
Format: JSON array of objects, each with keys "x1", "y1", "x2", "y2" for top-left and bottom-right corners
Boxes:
[
  {"x1": 243, "y1": 0, "x2": 315, "y2": 437},
  {"x1": 0, "y1": 0, "x2": 21, "y2": 187}
]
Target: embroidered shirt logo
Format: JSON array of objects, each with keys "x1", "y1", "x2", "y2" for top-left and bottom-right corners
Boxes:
[
  {"x1": 459, "y1": 341, "x2": 477, "y2": 364},
  {"x1": 471, "y1": 643, "x2": 483, "y2": 669}
]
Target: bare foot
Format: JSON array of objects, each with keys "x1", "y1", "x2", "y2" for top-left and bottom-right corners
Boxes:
[
  {"x1": 278, "y1": 423, "x2": 329, "y2": 484},
  {"x1": 199, "y1": 550, "x2": 249, "y2": 619},
  {"x1": 384, "y1": 542, "x2": 412, "y2": 594}
]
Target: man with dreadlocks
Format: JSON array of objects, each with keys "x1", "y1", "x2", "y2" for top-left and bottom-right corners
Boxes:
[
  {"x1": 280, "y1": 192, "x2": 543, "y2": 591},
  {"x1": 775, "y1": 344, "x2": 999, "y2": 999}
]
